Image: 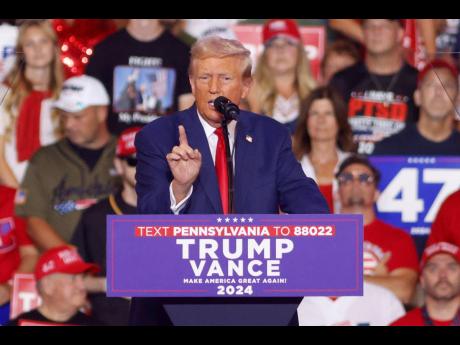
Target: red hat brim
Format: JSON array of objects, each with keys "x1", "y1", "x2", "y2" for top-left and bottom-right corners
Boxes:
[{"x1": 36, "y1": 262, "x2": 101, "y2": 281}]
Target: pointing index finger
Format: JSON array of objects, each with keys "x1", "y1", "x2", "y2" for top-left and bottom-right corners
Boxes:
[{"x1": 178, "y1": 125, "x2": 189, "y2": 146}]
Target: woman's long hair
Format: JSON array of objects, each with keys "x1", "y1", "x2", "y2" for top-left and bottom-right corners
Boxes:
[
  {"x1": 292, "y1": 85, "x2": 356, "y2": 160},
  {"x1": 3, "y1": 20, "x2": 64, "y2": 139},
  {"x1": 251, "y1": 43, "x2": 316, "y2": 115}
]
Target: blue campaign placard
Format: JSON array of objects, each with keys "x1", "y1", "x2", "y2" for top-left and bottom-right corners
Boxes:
[
  {"x1": 370, "y1": 156, "x2": 460, "y2": 238},
  {"x1": 107, "y1": 214, "x2": 363, "y2": 298}
]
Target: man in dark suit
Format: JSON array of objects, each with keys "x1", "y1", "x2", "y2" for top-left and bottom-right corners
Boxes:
[{"x1": 131, "y1": 36, "x2": 329, "y2": 325}]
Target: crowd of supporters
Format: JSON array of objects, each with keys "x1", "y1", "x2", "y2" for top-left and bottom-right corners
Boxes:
[{"x1": 1, "y1": 18, "x2": 460, "y2": 326}]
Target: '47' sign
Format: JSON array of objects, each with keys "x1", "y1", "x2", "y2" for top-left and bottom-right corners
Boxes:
[{"x1": 370, "y1": 156, "x2": 460, "y2": 237}]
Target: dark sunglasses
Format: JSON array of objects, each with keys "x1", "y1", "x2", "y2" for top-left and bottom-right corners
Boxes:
[{"x1": 337, "y1": 172, "x2": 375, "y2": 185}]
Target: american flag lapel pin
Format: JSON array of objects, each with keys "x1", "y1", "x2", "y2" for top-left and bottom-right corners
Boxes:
[{"x1": 245, "y1": 135, "x2": 253, "y2": 143}]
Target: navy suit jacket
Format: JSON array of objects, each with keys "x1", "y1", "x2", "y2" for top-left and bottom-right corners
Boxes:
[
  {"x1": 135, "y1": 105, "x2": 329, "y2": 215},
  {"x1": 131, "y1": 105, "x2": 329, "y2": 325}
]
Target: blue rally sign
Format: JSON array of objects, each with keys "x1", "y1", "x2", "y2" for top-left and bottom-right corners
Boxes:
[
  {"x1": 107, "y1": 214, "x2": 363, "y2": 298},
  {"x1": 370, "y1": 156, "x2": 460, "y2": 238}
]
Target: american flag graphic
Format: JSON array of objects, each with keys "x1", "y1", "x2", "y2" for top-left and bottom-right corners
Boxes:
[
  {"x1": 0, "y1": 218, "x2": 13, "y2": 235},
  {"x1": 0, "y1": 217, "x2": 15, "y2": 251}
]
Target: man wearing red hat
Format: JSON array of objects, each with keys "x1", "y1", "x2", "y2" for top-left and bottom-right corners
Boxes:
[
  {"x1": 391, "y1": 242, "x2": 460, "y2": 326},
  {"x1": 373, "y1": 59, "x2": 460, "y2": 155},
  {"x1": 71, "y1": 127, "x2": 141, "y2": 325},
  {"x1": 7, "y1": 245, "x2": 102, "y2": 326}
]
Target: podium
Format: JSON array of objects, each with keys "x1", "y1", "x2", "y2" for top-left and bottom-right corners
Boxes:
[
  {"x1": 107, "y1": 214, "x2": 363, "y2": 326},
  {"x1": 130, "y1": 297, "x2": 301, "y2": 326}
]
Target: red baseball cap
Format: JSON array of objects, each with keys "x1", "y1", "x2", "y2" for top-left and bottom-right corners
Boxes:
[
  {"x1": 116, "y1": 127, "x2": 142, "y2": 158},
  {"x1": 417, "y1": 59, "x2": 459, "y2": 86},
  {"x1": 420, "y1": 242, "x2": 460, "y2": 271},
  {"x1": 35, "y1": 245, "x2": 100, "y2": 281},
  {"x1": 262, "y1": 19, "x2": 301, "y2": 45}
]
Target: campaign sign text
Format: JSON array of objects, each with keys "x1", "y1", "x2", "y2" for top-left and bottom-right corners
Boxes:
[
  {"x1": 371, "y1": 156, "x2": 460, "y2": 237},
  {"x1": 107, "y1": 214, "x2": 363, "y2": 297},
  {"x1": 10, "y1": 273, "x2": 42, "y2": 320}
]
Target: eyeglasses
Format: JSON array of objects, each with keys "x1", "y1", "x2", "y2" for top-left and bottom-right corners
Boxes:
[
  {"x1": 118, "y1": 156, "x2": 137, "y2": 167},
  {"x1": 337, "y1": 172, "x2": 375, "y2": 185}
]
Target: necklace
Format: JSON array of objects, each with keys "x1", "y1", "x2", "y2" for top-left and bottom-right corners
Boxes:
[
  {"x1": 368, "y1": 68, "x2": 402, "y2": 108},
  {"x1": 272, "y1": 93, "x2": 299, "y2": 123}
]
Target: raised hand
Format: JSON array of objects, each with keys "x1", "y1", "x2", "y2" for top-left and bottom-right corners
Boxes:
[{"x1": 166, "y1": 125, "x2": 202, "y2": 202}]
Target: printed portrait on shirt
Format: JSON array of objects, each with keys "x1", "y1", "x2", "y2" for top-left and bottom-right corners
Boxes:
[{"x1": 113, "y1": 66, "x2": 176, "y2": 115}]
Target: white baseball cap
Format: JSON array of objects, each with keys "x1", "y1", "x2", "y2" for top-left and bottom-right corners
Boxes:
[{"x1": 53, "y1": 75, "x2": 109, "y2": 112}]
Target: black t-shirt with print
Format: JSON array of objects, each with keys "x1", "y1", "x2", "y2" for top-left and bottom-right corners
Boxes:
[
  {"x1": 7, "y1": 309, "x2": 103, "y2": 326},
  {"x1": 329, "y1": 61, "x2": 419, "y2": 155},
  {"x1": 71, "y1": 192, "x2": 136, "y2": 326},
  {"x1": 86, "y1": 29, "x2": 192, "y2": 135},
  {"x1": 372, "y1": 123, "x2": 460, "y2": 155}
]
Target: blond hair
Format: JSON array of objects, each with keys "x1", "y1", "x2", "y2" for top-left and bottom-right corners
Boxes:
[
  {"x1": 251, "y1": 43, "x2": 316, "y2": 116},
  {"x1": 3, "y1": 20, "x2": 64, "y2": 139},
  {"x1": 189, "y1": 36, "x2": 252, "y2": 79}
]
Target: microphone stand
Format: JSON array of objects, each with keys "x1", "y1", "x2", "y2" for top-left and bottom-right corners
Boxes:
[{"x1": 221, "y1": 118, "x2": 234, "y2": 214}]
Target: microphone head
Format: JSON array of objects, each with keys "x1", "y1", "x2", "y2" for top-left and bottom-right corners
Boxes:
[
  {"x1": 213, "y1": 96, "x2": 231, "y2": 114},
  {"x1": 213, "y1": 96, "x2": 239, "y2": 121}
]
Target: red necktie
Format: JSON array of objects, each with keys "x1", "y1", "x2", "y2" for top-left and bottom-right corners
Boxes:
[{"x1": 214, "y1": 127, "x2": 229, "y2": 214}]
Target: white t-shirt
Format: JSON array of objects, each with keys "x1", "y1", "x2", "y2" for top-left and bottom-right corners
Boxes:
[
  {"x1": 0, "y1": 84, "x2": 59, "y2": 183},
  {"x1": 0, "y1": 23, "x2": 18, "y2": 83},
  {"x1": 297, "y1": 282, "x2": 406, "y2": 326}
]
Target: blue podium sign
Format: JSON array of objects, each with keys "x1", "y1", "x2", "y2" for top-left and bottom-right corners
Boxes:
[
  {"x1": 107, "y1": 213, "x2": 363, "y2": 298},
  {"x1": 370, "y1": 156, "x2": 460, "y2": 238}
]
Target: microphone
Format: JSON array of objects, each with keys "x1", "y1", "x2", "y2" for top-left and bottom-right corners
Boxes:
[{"x1": 213, "y1": 96, "x2": 239, "y2": 122}]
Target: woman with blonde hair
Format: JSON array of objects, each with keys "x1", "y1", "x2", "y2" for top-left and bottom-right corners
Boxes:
[
  {"x1": 0, "y1": 20, "x2": 64, "y2": 187},
  {"x1": 293, "y1": 85, "x2": 356, "y2": 213},
  {"x1": 247, "y1": 19, "x2": 316, "y2": 134}
]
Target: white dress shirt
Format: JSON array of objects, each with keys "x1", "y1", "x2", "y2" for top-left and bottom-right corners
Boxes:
[{"x1": 170, "y1": 111, "x2": 236, "y2": 214}]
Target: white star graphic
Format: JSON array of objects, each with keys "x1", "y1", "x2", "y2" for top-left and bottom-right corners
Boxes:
[
  {"x1": 217, "y1": 217, "x2": 222, "y2": 223},
  {"x1": 225, "y1": 217, "x2": 230, "y2": 223},
  {"x1": 248, "y1": 217, "x2": 254, "y2": 223},
  {"x1": 240, "y1": 217, "x2": 246, "y2": 223},
  {"x1": 233, "y1": 217, "x2": 238, "y2": 223}
]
